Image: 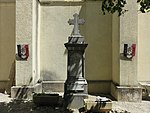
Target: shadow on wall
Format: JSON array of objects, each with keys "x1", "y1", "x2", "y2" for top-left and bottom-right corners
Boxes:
[
  {"x1": 2, "y1": 61, "x2": 15, "y2": 94},
  {"x1": 14, "y1": 77, "x2": 33, "y2": 99},
  {"x1": 79, "y1": 1, "x2": 112, "y2": 81}
]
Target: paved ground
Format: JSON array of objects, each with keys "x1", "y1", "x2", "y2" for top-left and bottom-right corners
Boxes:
[
  {"x1": 0, "y1": 93, "x2": 11, "y2": 103},
  {"x1": 0, "y1": 93, "x2": 149, "y2": 113}
]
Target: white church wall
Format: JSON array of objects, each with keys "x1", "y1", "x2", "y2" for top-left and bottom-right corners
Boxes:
[{"x1": 138, "y1": 13, "x2": 150, "y2": 82}]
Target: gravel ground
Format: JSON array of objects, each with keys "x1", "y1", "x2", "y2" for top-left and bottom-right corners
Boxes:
[
  {"x1": 0, "y1": 93, "x2": 149, "y2": 113},
  {"x1": 112, "y1": 101, "x2": 150, "y2": 113}
]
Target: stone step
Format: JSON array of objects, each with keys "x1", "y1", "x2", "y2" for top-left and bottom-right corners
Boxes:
[{"x1": 42, "y1": 81, "x2": 64, "y2": 92}]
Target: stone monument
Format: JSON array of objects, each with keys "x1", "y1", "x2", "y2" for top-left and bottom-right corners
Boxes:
[{"x1": 64, "y1": 13, "x2": 88, "y2": 109}]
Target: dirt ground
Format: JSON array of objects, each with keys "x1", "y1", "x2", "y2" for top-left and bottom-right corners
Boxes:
[{"x1": 0, "y1": 93, "x2": 149, "y2": 113}]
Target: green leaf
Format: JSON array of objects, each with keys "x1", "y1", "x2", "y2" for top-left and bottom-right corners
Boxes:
[{"x1": 147, "y1": 9, "x2": 150, "y2": 12}]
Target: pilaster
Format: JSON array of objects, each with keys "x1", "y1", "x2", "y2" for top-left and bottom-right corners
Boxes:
[
  {"x1": 111, "y1": 0, "x2": 142, "y2": 101},
  {"x1": 11, "y1": 0, "x2": 41, "y2": 99}
]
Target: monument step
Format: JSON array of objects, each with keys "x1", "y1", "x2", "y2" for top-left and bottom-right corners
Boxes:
[{"x1": 42, "y1": 81, "x2": 64, "y2": 92}]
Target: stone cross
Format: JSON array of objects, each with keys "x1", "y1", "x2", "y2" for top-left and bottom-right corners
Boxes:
[{"x1": 68, "y1": 13, "x2": 85, "y2": 37}]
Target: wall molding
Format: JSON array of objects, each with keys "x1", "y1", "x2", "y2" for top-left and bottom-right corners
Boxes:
[
  {"x1": 87, "y1": 80, "x2": 112, "y2": 83},
  {"x1": 39, "y1": 0, "x2": 84, "y2": 3},
  {"x1": 0, "y1": 80, "x2": 9, "y2": 82},
  {"x1": 39, "y1": 0, "x2": 85, "y2": 6},
  {"x1": 0, "y1": 0, "x2": 15, "y2": 3},
  {"x1": 39, "y1": 0, "x2": 102, "y2": 5}
]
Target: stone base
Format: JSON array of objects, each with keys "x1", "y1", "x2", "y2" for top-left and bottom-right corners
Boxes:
[
  {"x1": 65, "y1": 93, "x2": 88, "y2": 109},
  {"x1": 42, "y1": 81, "x2": 64, "y2": 93},
  {"x1": 11, "y1": 83, "x2": 42, "y2": 100},
  {"x1": 111, "y1": 83, "x2": 142, "y2": 102},
  {"x1": 64, "y1": 79, "x2": 88, "y2": 96}
]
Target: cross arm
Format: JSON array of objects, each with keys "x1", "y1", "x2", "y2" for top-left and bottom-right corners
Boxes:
[
  {"x1": 68, "y1": 19, "x2": 74, "y2": 25},
  {"x1": 79, "y1": 19, "x2": 85, "y2": 25}
]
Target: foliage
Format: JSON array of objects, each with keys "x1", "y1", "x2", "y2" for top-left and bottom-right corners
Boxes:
[
  {"x1": 102, "y1": 0, "x2": 150, "y2": 16},
  {"x1": 102, "y1": 0, "x2": 127, "y2": 16},
  {"x1": 138, "y1": 0, "x2": 150, "y2": 13}
]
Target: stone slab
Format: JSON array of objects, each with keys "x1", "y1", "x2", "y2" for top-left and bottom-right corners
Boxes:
[
  {"x1": 11, "y1": 83, "x2": 42, "y2": 100},
  {"x1": 139, "y1": 82, "x2": 150, "y2": 97},
  {"x1": 84, "y1": 95, "x2": 112, "y2": 112},
  {"x1": 84, "y1": 101, "x2": 112, "y2": 112}
]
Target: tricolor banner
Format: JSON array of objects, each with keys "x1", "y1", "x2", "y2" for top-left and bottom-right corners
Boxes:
[
  {"x1": 123, "y1": 44, "x2": 136, "y2": 59},
  {"x1": 17, "y1": 44, "x2": 29, "y2": 60}
]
